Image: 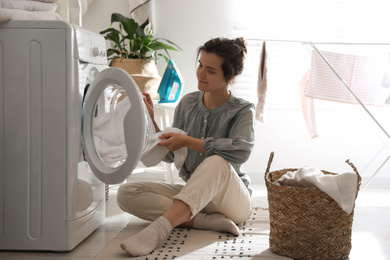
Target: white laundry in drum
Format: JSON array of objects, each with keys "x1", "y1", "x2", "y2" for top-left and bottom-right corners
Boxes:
[{"x1": 92, "y1": 86, "x2": 130, "y2": 168}]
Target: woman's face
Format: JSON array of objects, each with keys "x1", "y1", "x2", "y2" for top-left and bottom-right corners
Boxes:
[{"x1": 196, "y1": 51, "x2": 228, "y2": 94}]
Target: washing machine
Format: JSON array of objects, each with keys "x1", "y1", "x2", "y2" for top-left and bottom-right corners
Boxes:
[{"x1": 0, "y1": 20, "x2": 147, "y2": 251}]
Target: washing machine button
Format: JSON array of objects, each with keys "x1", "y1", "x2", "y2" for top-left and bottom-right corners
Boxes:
[{"x1": 92, "y1": 46, "x2": 100, "y2": 57}]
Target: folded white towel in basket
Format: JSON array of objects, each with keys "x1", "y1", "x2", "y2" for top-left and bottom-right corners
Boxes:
[{"x1": 277, "y1": 167, "x2": 358, "y2": 214}]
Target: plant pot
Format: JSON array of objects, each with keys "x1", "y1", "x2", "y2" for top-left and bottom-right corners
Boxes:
[{"x1": 111, "y1": 58, "x2": 161, "y2": 99}]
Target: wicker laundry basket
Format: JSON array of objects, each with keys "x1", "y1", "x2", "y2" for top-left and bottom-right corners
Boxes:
[{"x1": 265, "y1": 152, "x2": 361, "y2": 260}]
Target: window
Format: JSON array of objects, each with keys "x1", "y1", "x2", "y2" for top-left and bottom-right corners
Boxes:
[{"x1": 229, "y1": 0, "x2": 390, "y2": 107}]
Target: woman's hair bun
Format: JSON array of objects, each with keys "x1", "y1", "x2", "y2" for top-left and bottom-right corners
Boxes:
[{"x1": 234, "y1": 37, "x2": 248, "y2": 56}]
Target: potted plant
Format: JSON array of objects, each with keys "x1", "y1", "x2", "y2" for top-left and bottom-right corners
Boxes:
[{"x1": 100, "y1": 13, "x2": 181, "y2": 98}]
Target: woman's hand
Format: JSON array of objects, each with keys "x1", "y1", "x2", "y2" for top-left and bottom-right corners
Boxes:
[
  {"x1": 142, "y1": 92, "x2": 161, "y2": 132},
  {"x1": 158, "y1": 133, "x2": 187, "y2": 151},
  {"x1": 142, "y1": 92, "x2": 154, "y2": 119},
  {"x1": 158, "y1": 133, "x2": 206, "y2": 153}
]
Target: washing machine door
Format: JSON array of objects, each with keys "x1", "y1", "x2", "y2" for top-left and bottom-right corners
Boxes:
[{"x1": 82, "y1": 67, "x2": 146, "y2": 184}]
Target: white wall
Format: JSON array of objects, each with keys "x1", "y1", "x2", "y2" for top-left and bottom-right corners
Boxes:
[
  {"x1": 82, "y1": 0, "x2": 390, "y2": 187},
  {"x1": 82, "y1": 0, "x2": 129, "y2": 33}
]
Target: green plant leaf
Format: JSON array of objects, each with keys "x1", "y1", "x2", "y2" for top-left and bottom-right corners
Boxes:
[
  {"x1": 140, "y1": 19, "x2": 149, "y2": 30},
  {"x1": 154, "y1": 38, "x2": 183, "y2": 51},
  {"x1": 158, "y1": 53, "x2": 170, "y2": 64},
  {"x1": 106, "y1": 48, "x2": 120, "y2": 59},
  {"x1": 111, "y1": 13, "x2": 128, "y2": 23},
  {"x1": 100, "y1": 27, "x2": 118, "y2": 35},
  {"x1": 149, "y1": 41, "x2": 178, "y2": 52},
  {"x1": 120, "y1": 19, "x2": 139, "y2": 39},
  {"x1": 104, "y1": 32, "x2": 120, "y2": 45}
]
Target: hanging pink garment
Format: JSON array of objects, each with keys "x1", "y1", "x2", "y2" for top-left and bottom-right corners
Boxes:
[
  {"x1": 255, "y1": 42, "x2": 268, "y2": 122},
  {"x1": 305, "y1": 50, "x2": 390, "y2": 104},
  {"x1": 301, "y1": 49, "x2": 390, "y2": 138},
  {"x1": 299, "y1": 67, "x2": 319, "y2": 138}
]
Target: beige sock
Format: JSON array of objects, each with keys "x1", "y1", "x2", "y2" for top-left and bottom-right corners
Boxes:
[
  {"x1": 120, "y1": 216, "x2": 172, "y2": 256},
  {"x1": 193, "y1": 212, "x2": 240, "y2": 236}
]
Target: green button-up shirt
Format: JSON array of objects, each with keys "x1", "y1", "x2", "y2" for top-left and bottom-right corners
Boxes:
[{"x1": 164, "y1": 91, "x2": 255, "y2": 194}]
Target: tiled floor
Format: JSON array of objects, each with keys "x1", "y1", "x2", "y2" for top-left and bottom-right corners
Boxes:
[{"x1": 0, "y1": 179, "x2": 389, "y2": 259}]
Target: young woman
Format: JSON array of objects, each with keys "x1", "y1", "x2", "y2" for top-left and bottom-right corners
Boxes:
[{"x1": 117, "y1": 37, "x2": 255, "y2": 256}]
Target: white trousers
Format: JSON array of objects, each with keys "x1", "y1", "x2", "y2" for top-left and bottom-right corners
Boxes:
[{"x1": 117, "y1": 155, "x2": 252, "y2": 224}]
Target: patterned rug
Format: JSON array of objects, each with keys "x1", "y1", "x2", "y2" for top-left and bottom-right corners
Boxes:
[{"x1": 95, "y1": 202, "x2": 291, "y2": 260}]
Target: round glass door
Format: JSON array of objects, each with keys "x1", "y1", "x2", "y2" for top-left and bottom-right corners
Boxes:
[
  {"x1": 93, "y1": 84, "x2": 129, "y2": 168},
  {"x1": 82, "y1": 67, "x2": 146, "y2": 184}
]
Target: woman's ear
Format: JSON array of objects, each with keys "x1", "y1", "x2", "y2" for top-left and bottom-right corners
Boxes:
[{"x1": 226, "y1": 76, "x2": 235, "y2": 85}]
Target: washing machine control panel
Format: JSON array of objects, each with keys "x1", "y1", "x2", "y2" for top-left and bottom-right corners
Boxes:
[{"x1": 74, "y1": 25, "x2": 107, "y2": 65}]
